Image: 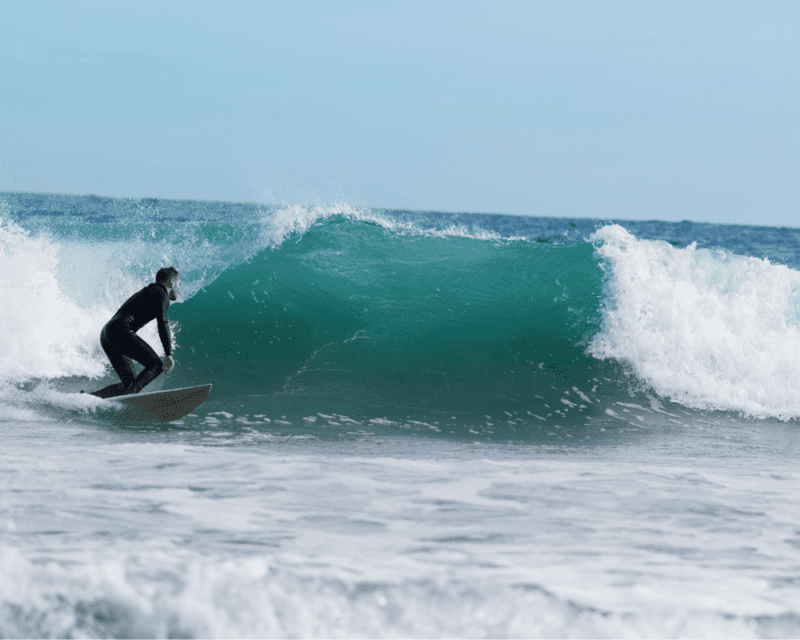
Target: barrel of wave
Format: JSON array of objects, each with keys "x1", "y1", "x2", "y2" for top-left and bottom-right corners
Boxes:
[{"x1": 169, "y1": 220, "x2": 605, "y2": 419}]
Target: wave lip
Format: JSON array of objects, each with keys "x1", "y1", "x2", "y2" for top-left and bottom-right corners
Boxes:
[
  {"x1": 263, "y1": 203, "x2": 528, "y2": 249},
  {"x1": 589, "y1": 224, "x2": 800, "y2": 419}
]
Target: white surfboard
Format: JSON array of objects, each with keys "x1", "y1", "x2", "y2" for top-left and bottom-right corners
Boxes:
[{"x1": 112, "y1": 383, "x2": 212, "y2": 422}]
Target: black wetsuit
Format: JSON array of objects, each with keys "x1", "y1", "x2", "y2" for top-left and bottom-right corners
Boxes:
[{"x1": 92, "y1": 283, "x2": 172, "y2": 398}]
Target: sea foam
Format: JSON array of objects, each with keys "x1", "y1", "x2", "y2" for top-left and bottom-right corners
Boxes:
[
  {"x1": 590, "y1": 224, "x2": 800, "y2": 419},
  {"x1": 0, "y1": 216, "x2": 109, "y2": 384}
]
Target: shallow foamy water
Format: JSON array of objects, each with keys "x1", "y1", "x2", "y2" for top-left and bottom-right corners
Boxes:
[{"x1": 3, "y1": 412, "x2": 800, "y2": 638}]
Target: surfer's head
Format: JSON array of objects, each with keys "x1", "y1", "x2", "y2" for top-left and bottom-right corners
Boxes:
[{"x1": 156, "y1": 266, "x2": 180, "y2": 301}]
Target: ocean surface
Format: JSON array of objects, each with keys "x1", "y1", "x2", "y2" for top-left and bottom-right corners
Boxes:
[{"x1": 3, "y1": 191, "x2": 800, "y2": 638}]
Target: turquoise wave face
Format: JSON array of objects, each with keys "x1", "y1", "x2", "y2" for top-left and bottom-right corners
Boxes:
[{"x1": 170, "y1": 215, "x2": 608, "y2": 424}]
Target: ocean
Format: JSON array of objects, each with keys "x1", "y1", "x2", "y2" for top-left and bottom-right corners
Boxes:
[{"x1": 2, "y1": 191, "x2": 800, "y2": 638}]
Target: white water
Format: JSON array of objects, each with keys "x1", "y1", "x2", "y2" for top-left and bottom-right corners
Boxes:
[
  {"x1": 590, "y1": 225, "x2": 800, "y2": 419},
  {"x1": 3, "y1": 416, "x2": 800, "y2": 639},
  {"x1": 0, "y1": 216, "x2": 109, "y2": 384}
]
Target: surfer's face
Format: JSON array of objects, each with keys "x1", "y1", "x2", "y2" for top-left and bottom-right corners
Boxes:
[{"x1": 167, "y1": 273, "x2": 181, "y2": 301}]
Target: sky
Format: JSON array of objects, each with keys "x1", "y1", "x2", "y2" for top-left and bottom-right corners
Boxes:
[{"x1": 0, "y1": 0, "x2": 797, "y2": 224}]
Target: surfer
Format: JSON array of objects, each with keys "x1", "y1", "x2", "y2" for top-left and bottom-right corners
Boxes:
[{"x1": 90, "y1": 267, "x2": 179, "y2": 399}]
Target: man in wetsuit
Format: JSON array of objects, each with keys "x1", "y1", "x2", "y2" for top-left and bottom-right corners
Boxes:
[{"x1": 90, "y1": 267, "x2": 179, "y2": 399}]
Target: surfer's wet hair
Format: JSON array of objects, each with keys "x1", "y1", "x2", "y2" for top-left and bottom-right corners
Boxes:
[{"x1": 155, "y1": 266, "x2": 179, "y2": 284}]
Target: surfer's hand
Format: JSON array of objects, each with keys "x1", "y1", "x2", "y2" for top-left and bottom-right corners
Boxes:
[{"x1": 163, "y1": 356, "x2": 174, "y2": 373}]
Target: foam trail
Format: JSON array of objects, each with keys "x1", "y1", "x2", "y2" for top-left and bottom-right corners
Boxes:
[{"x1": 590, "y1": 224, "x2": 800, "y2": 419}]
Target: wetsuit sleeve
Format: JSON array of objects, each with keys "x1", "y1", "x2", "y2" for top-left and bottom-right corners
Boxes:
[{"x1": 156, "y1": 291, "x2": 172, "y2": 357}]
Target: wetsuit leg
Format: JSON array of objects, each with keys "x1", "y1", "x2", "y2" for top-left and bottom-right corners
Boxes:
[
  {"x1": 128, "y1": 355, "x2": 164, "y2": 394},
  {"x1": 92, "y1": 323, "x2": 164, "y2": 398},
  {"x1": 92, "y1": 324, "x2": 137, "y2": 398},
  {"x1": 120, "y1": 331, "x2": 164, "y2": 394}
]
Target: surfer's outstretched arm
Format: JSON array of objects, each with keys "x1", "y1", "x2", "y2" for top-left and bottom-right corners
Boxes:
[
  {"x1": 154, "y1": 273, "x2": 177, "y2": 376},
  {"x1": 156, "y1": 291, "x2": 172, "y2": 358}
]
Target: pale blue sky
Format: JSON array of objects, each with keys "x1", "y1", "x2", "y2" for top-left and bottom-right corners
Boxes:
[{"x1": 1, "y1": 1, "x2": 797, "y2": 224}]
